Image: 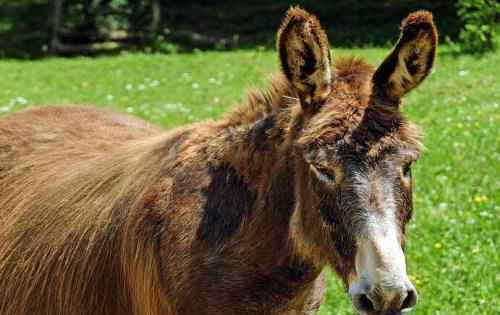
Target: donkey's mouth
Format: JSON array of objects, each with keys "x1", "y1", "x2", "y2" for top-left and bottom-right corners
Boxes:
[
  {"x1": 352, "y1": 302, "x2": 417, "y2": 315},
  {"x1": 354, "y1": 311, "x2": 413, "y2": 315}
]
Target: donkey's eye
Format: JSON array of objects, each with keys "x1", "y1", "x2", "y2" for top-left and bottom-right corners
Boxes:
[
  {"x1": 310, "y1": 164, "x2": 337, "y2": 186},
  {"x1": 402, "y1": 163, "x2": 412, "y2": 178}
]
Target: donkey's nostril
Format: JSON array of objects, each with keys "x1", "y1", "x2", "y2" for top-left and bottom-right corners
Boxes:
[
  {"x1": 359, "y1": 294, "x2": 375, "y2": 312},
  {"x1": 351, "y1": 283, "x2": 418, "y2": 314},
  {"x1": 400, "y1": 288, "x2": 418, "y2": 311},
  {"x1": 353, "y1": 293, "x2": 375, "y2": 313}
]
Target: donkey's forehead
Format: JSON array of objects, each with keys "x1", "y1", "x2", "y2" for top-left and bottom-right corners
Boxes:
[
  {"x1": 297, "y1": 57, "x2": 422, "y2": 157},
  {"x1": 304, "y1": 138, "x2": 421, "y2": 166},
  {"x1": 299, "y1": 104, "x2": 423, "y2": 162},
  {"x1": 298, "y1": 57, "x2": 374, "y2": 144}
]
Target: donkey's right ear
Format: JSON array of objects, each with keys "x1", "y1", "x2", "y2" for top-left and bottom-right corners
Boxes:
[
  {"x1": 277, "y1": 7, "x2": 332, "y2": 112},
  {"x1": 373, "y1": 11, "x2": 438, "y2": 101}
]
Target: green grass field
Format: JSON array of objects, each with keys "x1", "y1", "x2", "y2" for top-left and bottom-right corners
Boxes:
[{"x1": 0, "y1": 47, "x2": 498, "y2": 314}]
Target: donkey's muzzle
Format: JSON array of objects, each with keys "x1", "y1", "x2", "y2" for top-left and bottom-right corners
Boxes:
[{"x1": 350, "y1": 281, "x2": 418, "y2": 314}]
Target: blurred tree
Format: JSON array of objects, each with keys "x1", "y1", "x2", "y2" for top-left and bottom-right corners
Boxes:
[
  {"x1": 159, "y1": 1, "x2": 461, "y2": 51},
  {"x1": 46, "y1": 0, "x2": 161, "y2": 55},
  {"x1": 49, "y1": 0, "x2": 61, "y2": 54},
  {"x1": 2, "y1": 0, "x2": 492, "y2": 58},
  {"x1": 457, "y1": 0, "x2": 498, "y2": 53}
]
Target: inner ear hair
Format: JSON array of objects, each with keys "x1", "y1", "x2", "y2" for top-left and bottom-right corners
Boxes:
[
  {"x1": 373, "y1": 10, "x2": 438, "y2": 101},
  {"x1": 277, "y1": 7, "x2": 332, "y2": 110}
]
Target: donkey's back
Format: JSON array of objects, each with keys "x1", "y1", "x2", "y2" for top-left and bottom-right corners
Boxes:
[{"x1": 0, "y1": 106, "x2": 159, "y2": 171}]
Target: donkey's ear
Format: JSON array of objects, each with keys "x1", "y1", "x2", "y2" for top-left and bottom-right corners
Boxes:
[
  {"x1": 373, "y1": 11, "x2": 438, "y2": 101},
  {"x1": 277, "y1": 7, "x2": 332, "y2": 111}
]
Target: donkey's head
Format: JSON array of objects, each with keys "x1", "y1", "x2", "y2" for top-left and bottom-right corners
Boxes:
[{"x1": 277, "y1": 7, "x2": 437, "y2": 315}]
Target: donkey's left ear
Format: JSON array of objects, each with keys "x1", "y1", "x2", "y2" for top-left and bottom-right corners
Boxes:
[
  {"x1": 373, "y1": 11, "x2": 438, "y2": 101},
  {"x1": 277, "y1": 7, "x2": 332, "y2": 111}
]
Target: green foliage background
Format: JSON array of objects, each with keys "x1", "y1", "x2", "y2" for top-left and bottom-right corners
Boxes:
[
  {"x1": 457, "y1": 0, "x2": 499, "y2": 53},
  {"x1": 0, "y1": 0, "x2": 469, "y2": 58}
]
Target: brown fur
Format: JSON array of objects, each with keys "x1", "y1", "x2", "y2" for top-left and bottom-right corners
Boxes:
[
  {"x1": 0, "y1": 8, "x2": 437, "y2": 315},
  {"x1": 277, "y1": 7, "x2": 332, "y2": 110},
  {"x1": 373, "y1": 11, "x2": 438, "y2": 100}
]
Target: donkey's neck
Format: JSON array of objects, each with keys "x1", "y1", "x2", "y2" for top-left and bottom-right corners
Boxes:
[
  {"x1": 208, "y1": 74, "x2": 299, "y2": 184},
  {"x1": 202, "y1": 105, "x2": 327, "y2": 293},
  {"x1": 203, "y1": 75, "x2": 323, "y2": 265},
  {"x1": 207, "y1": 73, "x2": 309, "y2": 225}
]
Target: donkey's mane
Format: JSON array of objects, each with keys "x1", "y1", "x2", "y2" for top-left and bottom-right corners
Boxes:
[
  {"x1": 221, "y1": 57, "x2": 375, "y2": 129},
  {"x1": 221, "y1": 73, "x2": 293, "y2": 128}
]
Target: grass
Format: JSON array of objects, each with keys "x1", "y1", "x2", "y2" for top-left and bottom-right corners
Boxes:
[{"x1": 0, "y1": 47, "x2": 499, "y2": 314}]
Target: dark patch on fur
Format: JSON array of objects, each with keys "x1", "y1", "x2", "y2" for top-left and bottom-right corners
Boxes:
[
  {"x1": 143, "y1": 201, "x2": 166, "y2": 250},
  {"x1": 328, "y1": 189, "x2": 357, "y2": 280},
  {"x1": 318, "y1": 195, "x2": 338, "y2": 225},
  {"x1": 266, "y1": 159, "x2": 296, "y2": 224},
  {"x1": 243, "y1": 258, "x2": 318, "y2": 306},
  {"x1": 287, "y1": 260, "x2": 310, "y2": 282},
  {"x1": 197, "y1": 163, "x2": 256, "y2": 245},
  {"x1": 308, "y1": 163, "x2": 357, "y2": 279},
  {"x1": 398, "y1": 168, "x2": 413, "y2": 226},
  {"x1": 300, "y1": 42, "x2": 316, "y2": 81},
  {"x1": 402, "y1": 25, "x2": 420, "y2": 42},
  {"x1": 304, "y1": 83, "x2": 319, "y2": 111},
  {"x1": 333, "y1": 231, "x2": 356, "y2": 259},
  {"x1": 373, "y1": 26, "x2": 419, "y2": 92},
  {"x1": 309, "y1": 169, "x2": 338, "y2": 225},
  {"x1": 372, "y1": 44, "x2": 400, "y2": 93},
  {"x1": 373, "y1": 16, "x2": 436, "y2": 102},
  {"x1": 278, "y1": 23, "x2": 293, "y2": 82},
  {"x1": 406, "y1": 51, "x2": 420, "y2": 76},
  {"x1": 276, "y1": 259, "x2": 317, "y2": 287},
  {"x1": 249, "y1": 114, "x2": 276, "y2": 150},
  {"x1": 400, "y1": 77, "x2": 412, "y2": 90}
]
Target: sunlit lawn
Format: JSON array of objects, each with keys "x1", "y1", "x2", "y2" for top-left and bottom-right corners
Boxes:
[{"x1": 0, "y1": 47, "x2": 498, "y2": 314}]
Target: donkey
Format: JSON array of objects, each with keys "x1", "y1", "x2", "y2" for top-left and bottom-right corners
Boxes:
[{"x1": 0, "y1": 7, "x2": 437, "y2": 315}]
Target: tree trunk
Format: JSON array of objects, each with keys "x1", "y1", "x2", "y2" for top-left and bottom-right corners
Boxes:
[
  {"x1": 49, "y1": 0, "x2": 63, "y2": 55},
  {"x1": 150, "y1": 0, "x2": 162, "y2": 35}
]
